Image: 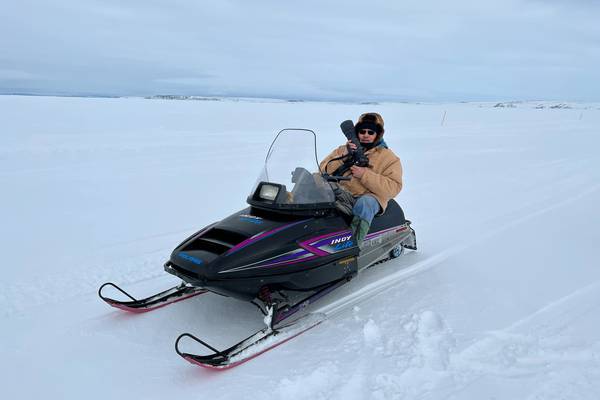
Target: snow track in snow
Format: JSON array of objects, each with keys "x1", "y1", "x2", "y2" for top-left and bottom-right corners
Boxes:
[{"x1": 319, "y1": 180, "x2": 600, "y2": 322}]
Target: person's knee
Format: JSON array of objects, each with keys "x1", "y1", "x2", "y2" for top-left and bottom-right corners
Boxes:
[
  {"x1": 355, "y1": 195, "x2": 378, "y2": 210},
  {"x1": 353, "y1": 195, "x2": 380, "y2": 223},
  {"x1": 353, "y1": 196, "x2": 367, "y2": 212}
]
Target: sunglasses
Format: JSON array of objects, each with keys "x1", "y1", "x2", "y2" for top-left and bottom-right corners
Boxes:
[{"x1": 358, "y1": 129, "x2": 377, "y2": 136}]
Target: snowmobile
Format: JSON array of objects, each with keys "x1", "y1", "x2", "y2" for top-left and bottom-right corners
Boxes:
[{"x1": 98, "y1": 126, "x2": 416, "y2": 369}]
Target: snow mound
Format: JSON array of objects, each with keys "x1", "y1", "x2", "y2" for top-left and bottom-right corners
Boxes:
[
  {"x1": 363, "y1": 319, "x2": 383, "y2": 347},
  {"x1": 397, "y1": 310, "x2": 455, "y2": 371},
  {"x1": 277, "y1": 363, "x2": 340, "y2": 400}
]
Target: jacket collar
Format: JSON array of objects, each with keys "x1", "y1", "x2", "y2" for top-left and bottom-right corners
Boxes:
[{"x1": 365, "y1": 139, "x2": 388, "y2": 154}]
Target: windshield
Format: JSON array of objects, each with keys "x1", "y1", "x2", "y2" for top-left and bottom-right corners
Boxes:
[{"x1": 249, "y1": 129, "x2": 335, "y2": 208}]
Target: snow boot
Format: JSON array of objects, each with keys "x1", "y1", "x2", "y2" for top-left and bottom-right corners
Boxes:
[
  {"x1": 331, "y1": 183, "x2": 356, "y2": 217},
  {"x1": 350, "y1": 216, "x2": 370, "y2": 248}
]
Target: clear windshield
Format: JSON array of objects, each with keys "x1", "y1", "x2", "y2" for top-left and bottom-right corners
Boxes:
[{"x1": 250, "y1": 129, "x2": 335, "y2": 206}]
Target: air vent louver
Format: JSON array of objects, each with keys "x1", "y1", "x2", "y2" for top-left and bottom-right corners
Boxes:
[{"x1": 182, "y1": 228, "x2": 249, "y2": 255}]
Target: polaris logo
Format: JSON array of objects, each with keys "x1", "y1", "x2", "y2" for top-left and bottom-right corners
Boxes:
[
  {"x1": 178, "y1": 252, "x2": 203, "y2": 265},
  {"x1": 330, "y1": 235, "x2": 352, "y2": 245}
]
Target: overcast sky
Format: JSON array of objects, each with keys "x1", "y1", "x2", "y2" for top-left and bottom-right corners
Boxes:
[{"x1": 1, "y1": 0, "x2": 599, "y2": 101}]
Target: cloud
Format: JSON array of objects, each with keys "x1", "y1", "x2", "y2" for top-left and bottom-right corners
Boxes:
[{"x1": 1, "y1": 0, "x2": 599, "y2": 100}]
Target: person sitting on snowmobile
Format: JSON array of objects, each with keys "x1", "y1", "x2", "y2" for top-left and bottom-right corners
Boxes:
[{"x1": 320, "y1": 112, "x2": 403, "y2": 246}]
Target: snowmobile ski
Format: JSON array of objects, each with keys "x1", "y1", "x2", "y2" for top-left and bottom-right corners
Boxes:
[
  {"x1": 174, "y1": 277, "x2": 349, "y2": 369},
  {"x1": 98, "y1": 281, "x2": 207, "y2": 313},
  {"x1": 175, "y1": 313, "x2": 326, "y2": 370}
]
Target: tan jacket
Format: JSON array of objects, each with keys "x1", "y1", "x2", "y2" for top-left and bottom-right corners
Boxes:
[{"x1": 319, "y1": 144, "x2": 403, "y2": 211}]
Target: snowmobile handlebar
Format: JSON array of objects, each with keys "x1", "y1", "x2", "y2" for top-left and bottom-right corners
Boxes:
[{"x1": 322, "y1": 173, "x2": 351, "y2": 182}]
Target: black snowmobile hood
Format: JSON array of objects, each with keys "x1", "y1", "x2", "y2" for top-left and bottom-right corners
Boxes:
[{"x1": 169, "y1": 208, "x2": 316, "y2": 275}]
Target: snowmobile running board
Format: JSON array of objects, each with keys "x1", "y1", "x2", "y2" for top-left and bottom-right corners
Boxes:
[{"x1": 98, "y1": 282, "x2": 207, "y2": 313}]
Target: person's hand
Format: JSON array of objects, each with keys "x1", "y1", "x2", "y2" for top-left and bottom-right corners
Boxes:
[
  {"x1": 350, "y1": 165, "x2": 367, "y2": 179},
  {"x1": 344, "y1": 140, "x2": 357, "y2": 155}
]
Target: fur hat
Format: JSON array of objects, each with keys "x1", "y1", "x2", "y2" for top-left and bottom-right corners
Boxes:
[{"x1": 355, "y1": 112, "x2": 385, "y2": 142}]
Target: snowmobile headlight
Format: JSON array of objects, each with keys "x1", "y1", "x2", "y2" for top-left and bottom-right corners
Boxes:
[{"x1": 259, "y1": 184, "x2": 280, "y2": 201}]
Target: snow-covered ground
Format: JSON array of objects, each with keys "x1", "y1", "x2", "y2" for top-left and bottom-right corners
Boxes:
[{"x1": 2, "y1": 95, "x2": 600, "y2": 399}]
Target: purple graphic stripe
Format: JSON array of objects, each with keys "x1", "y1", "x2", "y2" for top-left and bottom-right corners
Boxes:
[
  {"x1": 299, "y1": 243, "x2": 329, "y2": 256},
  {"x1": 300, "y1": 225, "x2": 407, "y2": 255},
  {"x1": 269, "y1": 249, "x2": 311, "y2": 263},
  {"x1": 299, "y1": 230, "x2": 351, "y2": 256},
  {"x1": 225, "y1": 219, "x2": 309, "y2": 255},
  {"x1": 365, "y1": 225, "x2": 407, "y2": 240},
  {"x1": 303, "y1": 230, "x2": 350, "y2": 244},
  {"x1": 245, "y1": 224, "x2": 409, "y2": 269},
  {"x1": 257, "y1": 255, "x2": 318, "y2": 269}
]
